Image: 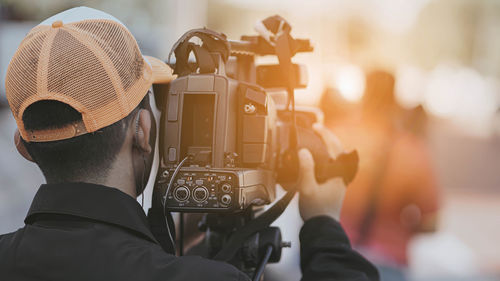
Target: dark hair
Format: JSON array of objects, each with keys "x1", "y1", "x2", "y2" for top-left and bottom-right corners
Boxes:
[{"x1": 22, "y1": 96, "x2": 148, "y2": 183}]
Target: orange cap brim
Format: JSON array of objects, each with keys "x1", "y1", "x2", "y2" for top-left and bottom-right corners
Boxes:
[{"x1": 144, "y1": 56, "x2": 177, "y2": 84}]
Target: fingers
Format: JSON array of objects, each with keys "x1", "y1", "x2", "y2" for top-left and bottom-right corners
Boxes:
[
  {"x1": 325, "y1": 177, "x2": 347, "y2": 193},
  {"x1": 313, "y1": 123, "x2": 343, "y2": 157},
  {"x1": 297, "y1": 148, "x2": 317, "y2": 195}
]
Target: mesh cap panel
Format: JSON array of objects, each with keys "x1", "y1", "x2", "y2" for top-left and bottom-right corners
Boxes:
[
  {"x1": 6, "y1": 32, "x2": 46, "y2": 117},
  {"x1": 47, "y1": 29, "x2": 116, "y2": 112},
  {"x1": 75, "y1": 21, "x2": 145, "y2": 91}
]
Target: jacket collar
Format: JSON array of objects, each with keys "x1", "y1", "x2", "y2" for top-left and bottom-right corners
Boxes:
[{"x1": 25, "y1": 182, "x2": 158, "y2": 244}]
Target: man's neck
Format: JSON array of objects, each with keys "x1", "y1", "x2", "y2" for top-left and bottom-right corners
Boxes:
[
  {"x1": 103, "y1": 160, "x2": 137, "y2": 198},
  {"x1": 103, "y1": 137, "x2": 138, "y2": 198}
]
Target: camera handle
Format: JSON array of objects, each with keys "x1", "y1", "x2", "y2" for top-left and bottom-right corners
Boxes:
[
  {"x1": 211, "y1": 190, "x2": 296, "y2": 263},
  {"x1": 197, "y1": 209, "x2": 293, "y2": 280},
  {"x1": 278, "y1": 125, "x2": 359, "y2": 186},
  {"x1": 168, "y1": 28, "x2": 230, "y2": 76},
  {"x1": 244, "y1": 227, "x2": 288, "y2": 281}
]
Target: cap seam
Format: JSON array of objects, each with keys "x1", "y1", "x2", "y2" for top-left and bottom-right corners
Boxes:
[{"x1": 35, "y1": 29, "x2": 58, "y2": 98}]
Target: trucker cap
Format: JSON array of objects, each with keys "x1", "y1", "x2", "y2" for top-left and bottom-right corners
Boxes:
[{"x1": 5, "y1": 6, "x2": 176, "y2": 142}]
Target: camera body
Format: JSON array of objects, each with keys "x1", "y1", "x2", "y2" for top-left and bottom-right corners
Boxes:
[
  {"x1": 156, "y1": 73, "x2": 278, "y2": 212},
  {"x1": 153, "y1": 26, "x2": 358, "y2": 215}
]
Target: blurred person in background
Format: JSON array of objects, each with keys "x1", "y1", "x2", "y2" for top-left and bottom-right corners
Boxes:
[{"x1": 321, "y1": 70, "x2": 441, "y2": 281}]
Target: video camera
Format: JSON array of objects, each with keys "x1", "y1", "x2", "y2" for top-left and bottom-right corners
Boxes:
[{"x1": 148, "y1": 15, "x2": 359, "y2": 279}]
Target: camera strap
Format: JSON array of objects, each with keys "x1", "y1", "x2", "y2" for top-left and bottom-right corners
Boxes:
[
  {"x1": 168, "y1": 28, "x2": 230, "y2": 76},
  {"x1": 213, "y1": 190, "x2": 296, "y2": 262},
  {"x1": 190, "y1": 45, "x2": 216, "y2": 73}
]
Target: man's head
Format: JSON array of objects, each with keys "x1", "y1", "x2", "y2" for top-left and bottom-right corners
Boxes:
[
  {"x1": 20, "y1": 97, "x2": 148, "y2": 183},
  {"x1": 4, "y1": 7, "x2": 175, "y2": 196}
]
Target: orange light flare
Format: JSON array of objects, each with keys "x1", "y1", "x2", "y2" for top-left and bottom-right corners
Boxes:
[{"x1": 322, "y1": 63, "x2": 366, "y2": 105}]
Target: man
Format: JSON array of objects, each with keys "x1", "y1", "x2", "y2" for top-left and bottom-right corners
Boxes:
[
  {"x1": 323, "y1": 71, "x2": 440, "y2": 281},
  {"x1": 0, "y1": 7, "x2": 378, "y2": 281}
]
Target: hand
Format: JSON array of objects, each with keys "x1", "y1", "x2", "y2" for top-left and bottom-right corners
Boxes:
[{"x1": 297, "y1": 124, "x2": 347, "y2": 221}]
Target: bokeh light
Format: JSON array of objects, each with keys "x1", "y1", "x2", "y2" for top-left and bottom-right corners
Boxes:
[
  {"x1": 334, "y1": 64, "x2": 365, "y2": 103},
  {"x1": 395, "y1": 65, "x2": 427, "y2": 109}
]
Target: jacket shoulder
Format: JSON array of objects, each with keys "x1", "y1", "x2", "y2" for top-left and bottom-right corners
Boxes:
[
  {"x1": 150, "y1": 251, "x2": 250, "y2": 281},
  {"x1": 0, "y1": 228, "x2": 24, "y2": 251},
  {"x1": 178, "y1": 256, "x2": 250, "y2": 281},
  {"x1": 0, "y1": 228, "x2": 26, "y2": 270}
]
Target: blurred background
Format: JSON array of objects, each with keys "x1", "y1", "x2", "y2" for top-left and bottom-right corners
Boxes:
[{"x1": 1, "y1": 0, "x2": 499, "y2": 280}]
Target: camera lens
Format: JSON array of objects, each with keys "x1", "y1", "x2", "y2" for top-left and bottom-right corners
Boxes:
[
  {"x1": 221, "y1": 183, "x2": 231, "y2": 193},
  {"x1": 173, "y1": 186, "x2": 190, "y2": 202},
  {"x1": 221, "y1": 194, "x2": 231, "y2": 206},
  {"x1": 192, "y1": 186, "x2": 209, "y2": 203}
]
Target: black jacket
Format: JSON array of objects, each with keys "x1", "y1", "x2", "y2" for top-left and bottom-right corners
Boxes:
[{"x1": 0, "y1": 183, "x2": 378, "y2": 281}]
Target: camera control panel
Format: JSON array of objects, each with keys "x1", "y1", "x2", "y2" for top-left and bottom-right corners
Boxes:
[{"x1": 163, "y1": 170, "x2": 240, "y2": 212}]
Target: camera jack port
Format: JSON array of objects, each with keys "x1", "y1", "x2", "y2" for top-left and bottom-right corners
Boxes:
[
  {"x1": 173, "y1": 186, "x2": 190, "y2": 202},
  {"x1": 193, "y1": 186, "x2": 209, "y2": 203},
  {"x1": 221, "y1": 183, "x2": 232, "y2": 193},
  {"x1": 221, "y1": 194, "x2": 231, "y2": 206}
]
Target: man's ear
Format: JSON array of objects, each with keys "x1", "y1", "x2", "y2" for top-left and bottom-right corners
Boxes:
[
  {"x1": 14, "y1": 130, "x2": 34, "y2": 162},
  {"x1": 134, "y1": 109, "x2": 152, "y2": 154}
]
